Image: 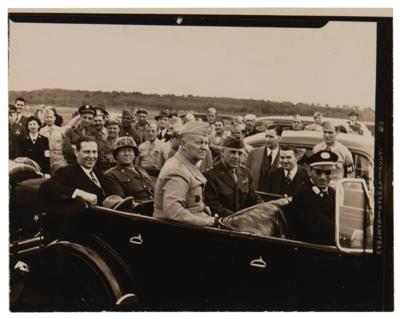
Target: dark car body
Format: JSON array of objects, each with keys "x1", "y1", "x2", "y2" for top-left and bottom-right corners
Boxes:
[{"x1": 10, "y1": 170, "x2": 378, "y2": 311}]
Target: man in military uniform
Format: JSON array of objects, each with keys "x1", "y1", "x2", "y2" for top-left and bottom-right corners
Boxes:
[
  {"x1": 305, "y1": 112, "x2": 323, "y2": 132},
  {"x1": 120, "y1": 109, "x2": 141, "y2": 146},
  {"x1": 97, "y1": 118, "x2": 120, "y2": 171},
  {"x1": 312, "y1": 121, "x2": 354, "y2": 181},
  {"x1": 347, "y1": 110, "x2": 364, "y2": 135},
  {"x1": 204, "y1": 136, "x2": 262, "y2": 217},
  {"x1": 153, "y1": 121, "x2": 216, "y2": 226},
  {"x1": 62, "y1": 104, "x2": 99, "y2": 165},
  {"x1": 137, "y1": 122, "x2": 163, "y2": 178},
  {"x1": 93, "y1": 113, "x2": 108, "y2": 141},
  {"x1": 105, "y1": 137, "x2": 154, "y2": 201},
  {"x1": 9, "y1": 105, "x2": 26, "y2": 159},
  {"x1": 284, "y1": 150, "x2": 338, "y2": 245},
  {"x1": 133, "y1": 108, "x2": 150, "y2": 144}
]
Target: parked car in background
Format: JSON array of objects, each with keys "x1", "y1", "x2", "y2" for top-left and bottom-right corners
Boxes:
[{"x1": 256, "y1": 115, "x2": 373, "y2": 137}]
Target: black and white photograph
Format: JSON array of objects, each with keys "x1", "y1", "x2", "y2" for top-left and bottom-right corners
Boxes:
[{"x1": 6, "y1": 7, "x2": 393, "y2": 312}]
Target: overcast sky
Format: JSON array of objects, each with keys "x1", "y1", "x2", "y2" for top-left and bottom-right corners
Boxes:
[{"x1": 9, "y1": 20, "x2": 377, "y2": 109}]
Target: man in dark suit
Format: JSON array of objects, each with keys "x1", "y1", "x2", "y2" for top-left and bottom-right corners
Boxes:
[
  {"x1": 264, "y1": 146, "x2": 308, "y2": 198},
  {"x1": 14, "y1": 97, "x2": 28, "y2": 127},
  {"x1": 40, "y1": 136, "x2": 124, "y2": 207},
  {"x1": 283, "y1": 150, "x2": 339, "y2": 245},
  {"x1": 204, "y1": 136, "x2": 263, "y2": 217},
  {"x1": 247, "y1": 125, "x2": 282, "y2": 190}
]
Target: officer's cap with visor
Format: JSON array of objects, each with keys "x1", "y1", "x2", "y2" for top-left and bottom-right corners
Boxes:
[
  {"x1": 180, "y1": 121, "x2": 209, "y2": 137},
  {"x1": 222, "y1": 136, "x2": 245, "y2": 150},
  {"x1": 306, "y1": 150, "x2": 338, "y2": 169},
  {"x1": 105, "y1": 118, "x2": 121, "y2": 127},
  {"x1": 78, "y1": 104, "x2": 96, "y2": 116},
  {"x1": 112, "y1": 136, "x2": 139, "y2": 158},
  {"x1": 137, "y1": 108, "x2": 148, "y2": 115}
]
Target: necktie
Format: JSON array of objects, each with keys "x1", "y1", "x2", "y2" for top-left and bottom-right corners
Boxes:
[
  {"x1": 268, "y1": 150, "x2": 273, "y2": 165},
  {"x1": 325, "y1": 145, "x2": 331, "y2": 152},
  {"x1": 90, "y1": 171, "x2": 101, "y2": 188},
  {"x1": 286, "y1": 170, "x2": 292, "y2": 182},
  {"x1": 231, "y1": 169, "x2": 238, "y2": 184}
]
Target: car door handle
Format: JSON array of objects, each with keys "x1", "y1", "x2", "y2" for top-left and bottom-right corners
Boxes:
[
  {"x1": 250, "y1": 256, "x2": 267, "y2": 269},
  {"x1": 129, "y1": 234, "x2": 143, "y2": 245}
]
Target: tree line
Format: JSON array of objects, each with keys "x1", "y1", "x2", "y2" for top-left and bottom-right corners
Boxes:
[{"x1": 8, "y1": 88, "x2": 374, "y2": 121}]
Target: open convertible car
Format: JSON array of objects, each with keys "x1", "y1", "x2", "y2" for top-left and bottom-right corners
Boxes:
[{"x1": 9, "y1": 157, "x2": 378, "y2": 311}]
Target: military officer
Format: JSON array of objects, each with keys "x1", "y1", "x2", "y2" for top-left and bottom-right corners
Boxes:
[
  {"x1": 97, "y1": 118, "x2": 120, "y2": 171},
  {"x1": 284, "y1": 150, "x2": 338, "y2": 245},
  {"x1": 120, "y1": 109, "x2": 141, "y2": 146},
  {"x1": 132, "y1": 108, "x2": 150, "y2": 144},
  {"x1": 153, "y1": 121, "x2": 216, "y2": 227},
  {"x1": 347, "y1": 110, "x2": 364, "y2": 135},
  {"x1": 105, "y1": 137, "x2": 154, "y2": 201},
  {"x1": 62, "y1": 104, "x2": 99, "y2": 165},
  {"x1": 204, "y1": 136, "x2": 263, "y2": 217}
]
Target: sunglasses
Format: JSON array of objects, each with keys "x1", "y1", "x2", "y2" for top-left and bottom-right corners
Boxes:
[{"x1": 314, "y1": 169, "x2": 332, "y2": 176}]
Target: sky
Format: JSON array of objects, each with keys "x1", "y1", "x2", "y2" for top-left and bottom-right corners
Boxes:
[{"x1": 9, "y1": 17, "x2": 377, "y2": 109}]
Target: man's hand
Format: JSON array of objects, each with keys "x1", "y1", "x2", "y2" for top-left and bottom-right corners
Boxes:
[{"x1": 74, "y1": 189, "x2": 98, "y2": 205}]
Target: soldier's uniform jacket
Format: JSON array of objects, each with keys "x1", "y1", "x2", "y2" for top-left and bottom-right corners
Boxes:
[
  {"x1": 105, "y1": 165, "x2": 154, "y2": 201},
  {"x1": 347, "y1": 120, "x2": 364, "y2": 135},
  {"x1": 153, "y1": 151, "x2": 214, "y2": 226},
  {"x1": 9, "y1": 121, "x2": 26, "y2": 159},
  {"x1": 62, "y1": 125, "x2": 99, "y2": 165},
  {"x1": 284, "y1": 180, "x2": 336, "y2": 245},
  {"x1": 132, "y1": 122, "x2": 149, "y2": 144},
  {"x1": 203, "y1": 161, "x2": 263, "y2": 217},
  {"x1": 312, "y1": 141, "x2": 354, "y2": 180},
  {"x1": 97, "y1": 136, "x2": 117, "y2": 171},
  {"x1": 138, "y1": 139, "x2": 163, "y2": 176}
]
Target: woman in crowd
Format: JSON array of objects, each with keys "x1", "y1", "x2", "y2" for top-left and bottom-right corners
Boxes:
[{"x1": 18, "y1": 116, "x2": 50, "y2": 174}]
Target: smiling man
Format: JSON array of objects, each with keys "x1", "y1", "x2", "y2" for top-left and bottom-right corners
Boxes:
[
  {"x1": 154, "y1": 121, "x2": 216, "y2": 226},
  {"x1": 40, "y1": 136, "x2": 123, "y2": 207},
  {"x1": 204, "y1": 136, "x2": 262, "y2": 217},
  {"x1": 284, "y1": 150, "x2": 338, "y2": 245}
]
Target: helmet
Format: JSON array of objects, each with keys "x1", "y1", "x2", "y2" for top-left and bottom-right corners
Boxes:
[{"x1": 112, "y1": 137, "x2": 138, "y2": 158}]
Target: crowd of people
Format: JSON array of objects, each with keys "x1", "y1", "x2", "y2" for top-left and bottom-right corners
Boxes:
[{"x1": 9, "y1": 96, "x2": 364, "y2": 245}]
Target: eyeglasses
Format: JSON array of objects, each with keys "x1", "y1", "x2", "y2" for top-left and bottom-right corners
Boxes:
[{"x1": 314, "y1": 169, "x2": 332, "y2": 176}]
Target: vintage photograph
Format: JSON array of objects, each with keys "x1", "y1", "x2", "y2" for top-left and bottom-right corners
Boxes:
[{"x1": 8, "y1": 9, "x2": 393, "y2": 311}]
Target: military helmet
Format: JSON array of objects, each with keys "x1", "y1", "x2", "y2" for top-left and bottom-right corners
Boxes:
[{"x1": 112, "y1": 136, "x2": 138, "y2": 158}]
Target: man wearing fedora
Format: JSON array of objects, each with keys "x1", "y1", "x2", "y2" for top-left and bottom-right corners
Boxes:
[
  {"x1": 155, "y1": 110, "x2": 172, "y2": 142},
  {"x1": 204, "y1": 136, "x2": 262, "y2": 217},
  {"x1": 347, "y1": 110, "x2": 364, "y2": 135}
]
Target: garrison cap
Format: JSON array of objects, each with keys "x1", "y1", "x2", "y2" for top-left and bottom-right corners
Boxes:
[
  {"x1": 348, "y1": 110, "x2": 359, "y2": 117},
  {"x1": 78, "y1": 104, "x2": 96, "y2": 116},
  {"x1": 180, "y1": 121, "x2": 209, "y2": 137},
  {"x1": 113, "y1": 136, "x2": 138, "y2": 158},
  {"x1": 155, "y1": 110, "x2": 172, "y2": 120},
  {"x1": 137, "y1": 108, "x2": 148, "y2": 115},
  {"x1": 207, "y1": 107, "x2": 217, "y2": 114},
  {"x1": 222, "y1": 136, "x2": 245, "y2": 149},
  {"x1": 105, "y1": 118, "x2": 121, "y2": 127},
  {"x1": 306, "y1": 150, "x2": 338, "y2": 168},
  {"x1": 9, "y1": 104, "x2": 17, "y2": 113}
]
